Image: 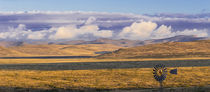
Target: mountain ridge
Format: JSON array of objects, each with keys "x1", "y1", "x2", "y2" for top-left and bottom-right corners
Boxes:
[
  {"x1": 0, "y1": 35, "x2": 207, "y2": 47},
  {"x1": 54, "y1": 35, "x2": 207, "y2": 47}
]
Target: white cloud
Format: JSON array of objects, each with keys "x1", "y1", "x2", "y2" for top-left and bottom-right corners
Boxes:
[
  {"x1": 151, "y1": 26, "x2": 208, "y2": 39},
  {"x1": 0, "y1": 24, "x2": 48, "y2": 40},
  {"x1": 49, "y1": 25, "x2": 77, "y2": 40},
  {"x1": 0, "y1": 21, "x2": 208, "y2": 42},
  {"x1": 49, "y1": 25, "x2": 113, "y2": 40},
  {"x1": 85, "y1": 16, "x2": 97, "y2": 25},
  {"x1": 176, "y1": 29, "x2": 208, "y2": 37},
  {"x1": 27, "y1": 31, "x2": 47, "y2": 40},
  {"x1": 117, "y1": 21, "x2": 208, "y2": 40},
  {"x1": 151, "y1": 25, "x2": 173, "y2": 39},
  {"x1": 0, "y1": 24, "x2": 113, "y2": 41},
  {"x1": 118, "y1": 21, "x2": 157, "y2": 40},
  {"x1": 0, "y1": 24, "x2": 29, "y2": 40}
]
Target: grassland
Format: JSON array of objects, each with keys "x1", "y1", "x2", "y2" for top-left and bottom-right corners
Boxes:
[
  {"x1": 0, "y1": 67, "x2": 208, "y2": 90},
  {"x1": 2, "y1": 40, "x2": 210, "y2": 59},
  {"x1": 0, "y1": 58, "x2": 208, "y2": 90},
  {"x1": 98, "y1": 40, "x2": 210, "y2": 59},
  {"x1": 1, "y1": 57, "x2": 210, "y2": 64},
  {"x1": 0, "y1": 40, "x2": 209, "y2": 90},
  {"x1": 0, "y1": 58, "x2": 209, "y2": 90},
  {"x1": 0, "y1": 44, "x2": 122, "y2": 57}
]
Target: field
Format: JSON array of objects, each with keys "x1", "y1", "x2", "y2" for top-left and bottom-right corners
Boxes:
[
  {"x1": 1, "y1": 57, "x2": 210, "y2": 64},
  {"x1": 0, "y1": 42, "x2": 209, "y2": 91},
  {"x1": 0, "y1": 58, "x2": 209, "y2": 92},
  {"x1": 0, "y1": 44, "x2": 122, "y2": 57},
  {"x1": 98, "y1": 40, "x2": 210, "y2": 59},
  {"x1": 0, "y1": 66, "x2": 209, "y2": 89}
]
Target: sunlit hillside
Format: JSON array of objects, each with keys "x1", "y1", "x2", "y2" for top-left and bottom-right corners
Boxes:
[
  {"x1": 0, "y1": 44, "x2": 122, "y2": 57},
  {"x1": 98, "y1": 40, "x2": 210, "y2": 59},
  {"x1": 0, "y1": 46, "x2": 29, "y2": 57}
]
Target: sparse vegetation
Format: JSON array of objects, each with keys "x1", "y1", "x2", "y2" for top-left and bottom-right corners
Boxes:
[
  {"x1": 0, "y1": 41, "x2": 209, "y2": 91},
  {"x1": 1, "y1": 57, "x2": 210, "y2": 64},
  {"x1": 0, "y1": 44, "x2": 122, "y2": 57},
  {"x1": 98, "y1": 40, "x2": 210, "y2": 59},
  {"x1": 0, "y1": 67, "x2": 208, "y2": 89}
]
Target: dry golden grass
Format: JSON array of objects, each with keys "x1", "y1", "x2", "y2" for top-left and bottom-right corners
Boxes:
[
  {"x1": 98, "y1": 40, "x2": 210, "y2": 59},
  {"x1": 0, "y1": 46, "x2": 29, "y2": 57},
  {"x1": 0, "y1": 44, "x2": 122, "y2": 57},
  {"x1": 1, "y1": 57, "x2": 210, "y2": 64},
  {"x1": 0, "y1": 67, "x2": 208, "y2": 89}
]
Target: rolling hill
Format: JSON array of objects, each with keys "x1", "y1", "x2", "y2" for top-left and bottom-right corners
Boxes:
[
  {"x1": 97, "y1": 40, "x2": 210, "y2": 59},
  {"x1": 0, "y1": 35, "x2": 207, "y2": 57},
  {"x1": 0, "y1": 44, "x2": 122, "y2": 57},
  {"x1": 0, "y1": 46, "x2": 29, "y2": 57}
]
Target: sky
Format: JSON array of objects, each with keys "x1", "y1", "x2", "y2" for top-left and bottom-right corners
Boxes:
[
  {"x1": 0, "y1": 0, "x2": 210, "y2": 41},
  {"x1": 0, "y1": 0, "x2": 210, "y2": 14}
]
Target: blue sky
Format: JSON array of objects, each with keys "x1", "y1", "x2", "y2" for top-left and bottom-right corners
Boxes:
[{"x1": 0, "y1": 0, "x2": 209, "y2": 14}]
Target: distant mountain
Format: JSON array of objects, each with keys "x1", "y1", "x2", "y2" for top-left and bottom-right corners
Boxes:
[
  {"x1": 152, "y1": 35, "x2": 206, "y2": 42},
  {"x1": 0, "y1": 35, "x2": 208, "y2": 47},
  {"x1": 70, "y1": 38, "x2": 141, "y2": 47},
  {"x1": 53, "y1": 35, "x2": 207, "y2": 47},
  {"x1": 0, "y1": 35, "x2": 207, "y2": 47},
  {"x1": 142, "y1": 35, "x2": 207, "y2": 45},
  {"x1": 0, "y1": 41, "x2": 25, "y2": 47}
]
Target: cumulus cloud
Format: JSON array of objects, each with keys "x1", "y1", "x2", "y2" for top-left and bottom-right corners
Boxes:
[
  {"x1": 175, "y1": 29, "x2": 208, "y2": 37},
  {"x1": 0, "y1": 24, "x2": 48, "y2": 40},
  {"x1": 49, "y1": 25, "x2": 113, "y2": 40},
  {"x1": 0, "y1": 24, "x2": 28, "y2": 40},
  {"x1": 85, "y1": 16, "x2": 97, "y2": 25},
  {"x1": 0, "y1": 21, "x2": 208, "y2": 42},
  {"x1": 152, "y1": 26, "x2": 208, "y2": 39},
  {"x1": 27, "y1": 30, "x2": 47, "y2": 40},
  {"x1": 0, "y1": 24, "x2": 113, "y2": 41},
  {"x1": 2, "y1": 11, "x2": 210, "y2": 34},
  {"x1": 117, "y1": 21, "x2": 208, "y2": 40},
  {"x1": 151, "y1": 25, "x2": 172, "y2": 39},
  {"x1": 118, "y1": 22, "x2": 157, "y2": 40}
]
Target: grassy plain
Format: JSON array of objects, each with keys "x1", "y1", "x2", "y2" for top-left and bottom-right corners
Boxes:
[
  {"x1": 0, "y1": 40, "x2": 209, "y2": 90},
  {"x1": 1, "y1": 57, "x2": 210, "y2": 64},
  {"x1": 0, "y1": 44, "x2": 122, "y2": 57},
  {"x1": 98, "y1": 40, "x2": 210, "y2": 59},
  {"x1": 0, "y1": 58, "x2": 209, "y2": 89},
  {"x1": 0, "y1": 66, "x2": 208, "y2": 89}
]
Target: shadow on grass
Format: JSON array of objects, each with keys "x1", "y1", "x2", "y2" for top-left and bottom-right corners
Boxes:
[
  {"x1": 0, "y1": 86, "x2": 209, "y2": 92},
  {"x1": 0, "y1": 59, "x2": 209, "y2": 70},
  {"x1": 0, "y1": 56, "x2": 92, "y2": 59}
]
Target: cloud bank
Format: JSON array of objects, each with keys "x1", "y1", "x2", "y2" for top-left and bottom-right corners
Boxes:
[
  {"x1": 0, "y1": 21, "x2": 208, "y2": 41},
  {"x1": 0, "y1": 11, "x2": 209, "y2": 41},
  {"x1": 0, "y1": 24, "x2": 113, "y2": 41},
  {"x1": 118, "y1": 21, "x2": 208, "y2": 40}
]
